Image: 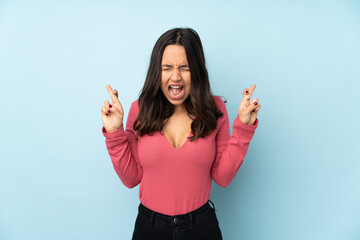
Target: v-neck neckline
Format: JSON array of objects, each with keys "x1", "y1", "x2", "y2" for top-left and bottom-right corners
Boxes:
[{"x1": 160, "y1": 129, "x2": 193, "y2": 151}]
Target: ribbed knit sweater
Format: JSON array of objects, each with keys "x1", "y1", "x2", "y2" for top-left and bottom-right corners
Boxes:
[{"x1": 102, "y1": 95, "x2": 259, "y2": 215}]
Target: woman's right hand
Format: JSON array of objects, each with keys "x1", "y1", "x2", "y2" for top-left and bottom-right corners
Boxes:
[{"x1": 101, "y1": 84, "x2": 124, "y2": 133}]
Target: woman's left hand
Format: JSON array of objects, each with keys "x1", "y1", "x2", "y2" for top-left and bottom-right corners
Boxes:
[{"x1": 238, "y1": 84, "x2": 261, "y2": 125}]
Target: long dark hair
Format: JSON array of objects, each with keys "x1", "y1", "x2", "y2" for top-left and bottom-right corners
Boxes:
[{"x1": 134, "y1": 27, "x2": 224, "y2": 141}]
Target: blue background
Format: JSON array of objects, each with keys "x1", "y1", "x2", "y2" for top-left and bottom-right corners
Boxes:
[{"x1": 0, "y1": 0, "x2": 359, "y2": 239}]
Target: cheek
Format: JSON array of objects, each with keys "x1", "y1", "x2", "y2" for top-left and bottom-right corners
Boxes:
[
  {"x1": 161, "y1": 73, "x2": 170, "y2": 84},
  {"x1": 161, "y1": 75, "x2": 167, "y2": 87},
  {"x1": 161, "y1": 83, "x2": 167, "y2": 93},
  {"x1": 182, "y1": 73, "x2": 191, "y2": 85},
  {"x1": 186, "y1": 77, "x2": 191, "y2": 90}
]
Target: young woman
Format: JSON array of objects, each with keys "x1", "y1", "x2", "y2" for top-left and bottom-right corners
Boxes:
[{"x1": 101, "y1": 28, "x2": 261, "y2": 240}]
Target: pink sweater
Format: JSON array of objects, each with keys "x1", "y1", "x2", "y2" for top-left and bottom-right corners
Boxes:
[{"x1": 102, "y1": 96, "x2": 259, "y2": 216}]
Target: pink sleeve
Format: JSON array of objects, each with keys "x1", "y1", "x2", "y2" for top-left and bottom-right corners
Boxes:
[
  {"x1": 102, "y1": 100, "x2": 142, "y2": 188},
  {"x1": 211, "y1": 96, "x2": 259, "y2": 187}
]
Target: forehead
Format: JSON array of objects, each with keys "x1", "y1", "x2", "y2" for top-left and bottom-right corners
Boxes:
[{"x1": 161, "y1": 44, "x2": 188, "y2": 64}]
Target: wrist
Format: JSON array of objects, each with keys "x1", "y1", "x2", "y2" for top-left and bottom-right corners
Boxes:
[
  {"x1": 104, "y1": 123, "x2": 123, "y2": 133},
  {"x1": 238, "y1": 115, "x2": 249, "y2": 125}
]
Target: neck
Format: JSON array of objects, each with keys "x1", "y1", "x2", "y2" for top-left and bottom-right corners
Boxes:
[{"x1": 173, "y1": 103, "x2": 186, "y2": 114}]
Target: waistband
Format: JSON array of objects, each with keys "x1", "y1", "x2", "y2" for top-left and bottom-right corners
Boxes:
[{"x1": 138, "y1": 199, "x2": 216, "y2": 228}]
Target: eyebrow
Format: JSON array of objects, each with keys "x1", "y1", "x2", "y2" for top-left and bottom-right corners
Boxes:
[{"x1": 161, "y1": 64, "x2": 189, "y2": 68}]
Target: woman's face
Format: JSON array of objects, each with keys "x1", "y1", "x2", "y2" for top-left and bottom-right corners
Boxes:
[{"x1": 160, "y1": 44, "x2": 191, "y2": 109}]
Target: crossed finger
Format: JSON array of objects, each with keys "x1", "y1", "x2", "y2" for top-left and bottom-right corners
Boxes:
[
  {"x1": 106, "y1": 85, "x2": 119, "y2": 104},
  {"x1": 243, "y1": 84, "x2": 256, "y2": 100}
]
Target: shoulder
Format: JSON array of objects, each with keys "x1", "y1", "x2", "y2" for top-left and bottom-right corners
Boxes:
[
  {"x1": 212, "y1": 95, "x2": 227, "y2": 112},
  {"x1": 130, "y1": 99, "x2": 139, "y2": 110},
  {"x1": 131, "y1": 98, "x2": 139, "y2": 109},
  {"x1": 212, "y1": 95, "x2": 228, "y2": 129},
  {"x1": 128, "y1": 98, "x2": 140, "y2": 118}
]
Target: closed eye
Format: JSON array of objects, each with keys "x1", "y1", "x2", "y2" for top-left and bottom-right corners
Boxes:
[{"x1": 161, "y1": 65, "x2": 189, "y2": 71}]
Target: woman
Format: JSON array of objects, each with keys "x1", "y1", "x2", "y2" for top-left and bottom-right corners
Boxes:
[{"x1": 101, "y1": 28, "x2": 261, "y2": 240}]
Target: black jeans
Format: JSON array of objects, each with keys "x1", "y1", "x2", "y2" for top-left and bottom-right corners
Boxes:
[{"x1": 131, "y1": 199, "x2": 223, "y2": 240}]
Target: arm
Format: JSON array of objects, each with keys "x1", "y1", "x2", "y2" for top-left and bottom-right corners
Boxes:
[
  {"x1": 211, "y1": 97, "x2": 259, "y2": 187},
  {"x1": 102, "y1": 100, "x2": 142, "y2": 188}
]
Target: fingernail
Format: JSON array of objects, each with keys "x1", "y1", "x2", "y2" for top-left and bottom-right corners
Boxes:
[
  {"x1": 107, "y1": 110, "x2": 110, "y2": 113},
  {"x1": 246, "y1": 91, "x2": 249, "y2": 94},
  {"x1": 109, "y1": 104, "x2": 112, "y2": 108},
  {"x1": 106, "y1": 113, "x2": 108, "y2": 116},
  {"x1": 254, "y1": 102, "x2": 258, "y2": 105}
]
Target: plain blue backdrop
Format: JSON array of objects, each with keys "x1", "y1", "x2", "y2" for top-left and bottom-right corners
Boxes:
[{"x1": 0, "y1": 0, "x2": 359, "y2": 239}]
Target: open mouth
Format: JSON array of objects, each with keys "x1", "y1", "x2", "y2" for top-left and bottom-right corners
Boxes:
[{"x1": 168, "y1": 85, "x2": 184, "y2": 98}]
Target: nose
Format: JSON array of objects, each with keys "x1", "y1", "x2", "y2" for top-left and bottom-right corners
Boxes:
[{"x1": 170, "y1": 68, "x2": 181, "y2": 81}]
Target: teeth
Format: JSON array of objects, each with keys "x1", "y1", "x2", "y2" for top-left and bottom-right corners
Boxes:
[
  {"x1": 169, "y1": 86, "x2": 183, "y2": 89},
  {"x1": 169, "y1": 87, "x2": 184, "y2": 97}
]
